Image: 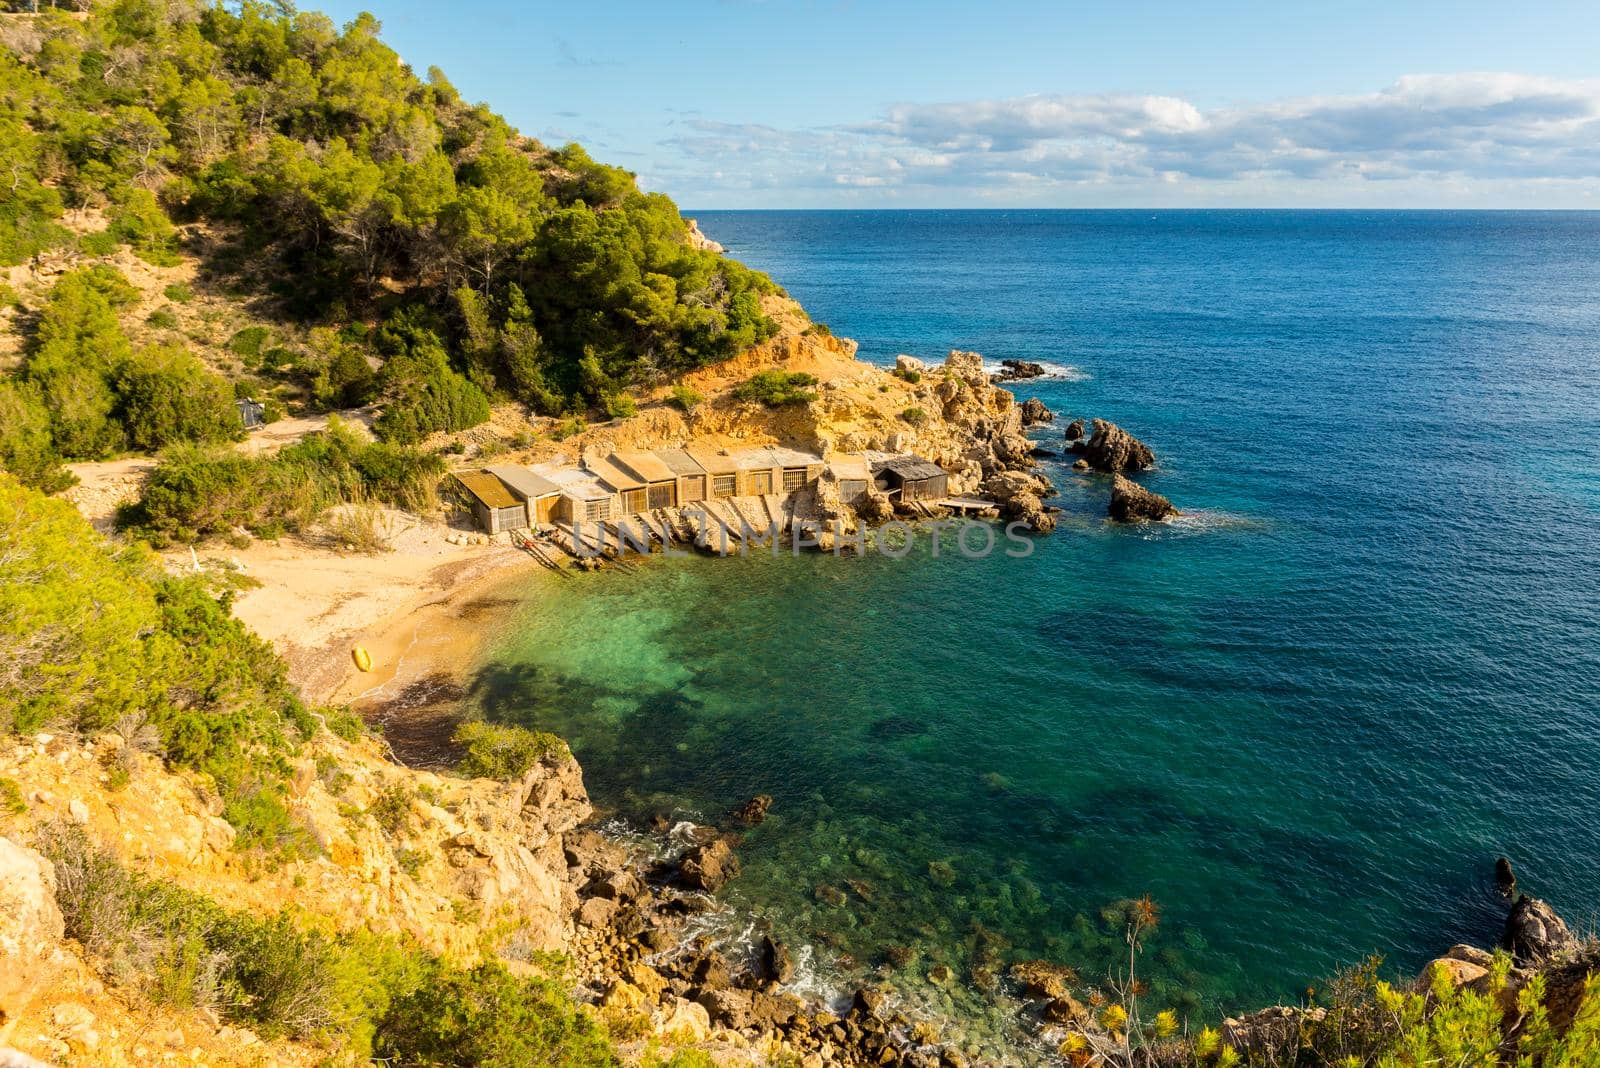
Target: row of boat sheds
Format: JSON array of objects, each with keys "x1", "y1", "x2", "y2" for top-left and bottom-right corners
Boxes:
[{"x1": 451, "y1": 444, "x2": 958, "y2": 547}]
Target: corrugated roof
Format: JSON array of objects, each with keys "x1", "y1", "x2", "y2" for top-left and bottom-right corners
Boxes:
[
  {"x1": 871, "y1": 455, "x2": 946, "y2": 481},
  {"x1": 611, "y1": 450, "x2": 678, "y2": 484},
  {"x1": 456, "y1": 470, "x2": 520, "y2": 509},
  {"x1": 584, "y1": 455, "x2": 645, "y2": 491},
  {"x1": 485, "y1": 465, "x2": 561, "y2": 499},
  {"x1": 654, "y1": 448, "x2": 707, "y2": 477}
]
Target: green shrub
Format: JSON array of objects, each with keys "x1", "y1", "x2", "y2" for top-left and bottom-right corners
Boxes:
[
  {"x1": 108, "y1": 188, "x2": 182, "y2": 266},
  {"x1": 0, "y1": 379, "x2": 76, "y2": 493},
  {"x1": 602, "y1": 392, "x2": 637, "y2": 419},
  {"x1": 372, "y1": 322, "x2": 491, "y2": 445},
  {"x1": 900, "y1": 406, "x2": 928, "y2": 426},
  {"x1": 892, "y1": 366, "x2": 922, "y2": 384},
  {"x1": 146, "y1": 307, "x2": 179, "y2": 329},
  {"x1": 668, "y1": 385, "x2": 704, "y2": 412},
  {"x1": 734, "y1": 370, "x2": 819, "y2": 407},
  {"x1": 804, "y1": 322, "x2": 832, "y2": 337},
  {"x1": 454, "y1": 721, "x2": 567, "y2": 781},
  {"x1": 229, "y1": 326, "x2": 270, "y2": 358},
  {"x1": 369, "y1": 781, "x2": 415, "y2": 837},
  {"x1": 0, "y1": 776, "x2": 25, "y2": 815},
  {"x1": 115, "y1": 345, "x2": 243, "y2": 451},
  {"x1": 377, "y1": 960, "x2": 617, "y2": 1068},
  {"x1": 163, "y1": 282, "x2": 194, "y2": 303},
  {"x1": 550, "y1": 416, "x2": 586, "y2": 441}
]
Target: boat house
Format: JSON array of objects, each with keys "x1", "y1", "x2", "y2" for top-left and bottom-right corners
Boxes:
[
  {"x1": 827, "y1": 454, "x2": 873, "y2": 505},
  {"x1": 871, "y1": 454, "x2": 948, "y2": 502},
  {"x1": 486, "y1": 465, "x2": 563, "y2": 527},
  {"x1": 542, "y1": 466, "x2": 616, "y2": 525},
  {"x1": 685, "y1": 446, "x2": 744, "y2": 500},
  {"x1": 584, "y1": 455, "x2": 650, "y2": 515},
  {"x1": 455, "y1": 470, "x2": 529, "y2": 535},
  {"x1": 655, "y1": 448, "x2": 708, "y2": 505},
  {"x1": 611, "y1": 450, "x2": 681, "y2": 510}
]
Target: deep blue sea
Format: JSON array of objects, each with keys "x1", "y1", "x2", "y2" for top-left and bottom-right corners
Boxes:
[{"x1": 469, "y1": 211, "x2": 1600, "y2": 1051}]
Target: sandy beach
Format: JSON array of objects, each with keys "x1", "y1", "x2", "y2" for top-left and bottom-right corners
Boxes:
[{"x1": 196, "y1": 513, "x2": 547, "y2": 708}]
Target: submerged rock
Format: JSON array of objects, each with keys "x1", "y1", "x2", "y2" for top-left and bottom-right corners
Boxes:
[
  {"x1": 1082, "y1": 418, "x2": 1156, "y2": 473},
  {"x1": 732, "y1": 794, "x2": 773, "y2": 826},
  {"x1": 1495, "y1": 857, "x2": 1518, "y2": 899},
  {"x1": 1008, "y1": 959, "x2": 1076, "y2": 1000},
  {"x1": 1109, "y1": 474, "x2": 1178, "y2": 523},
  {"x1": 1019, "y1": 397, "x2": 1053, "y2": 427}
]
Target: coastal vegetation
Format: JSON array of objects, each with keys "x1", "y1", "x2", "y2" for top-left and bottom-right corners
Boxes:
[
  {"x1": 37, "y1": 821, "x2": 618, "y2": 1065},
  {"x1": 734, "y1": 369, "x2": 820, "y2": 407},
  {"x1": 116, "y1": 417, "x2": 445, "y2": 545},
  {"x1": 0, "y1": 0, "x2": 782, "y2": 495}
]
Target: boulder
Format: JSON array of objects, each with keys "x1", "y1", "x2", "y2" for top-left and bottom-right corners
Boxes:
[
  {"x1": 1072, "y1": 459, "x2": 1089, "y2": 471},
  {"x1": 732, "y1": 794, "x2": 773, "y2": 826},
  {"x1": 1018, "y1": 397, "x2": 1053, "y2": 427},
  {"x1": 1502, "y1": 895, "x2": 1577, "y2": 966},
  {"x1": 1063, "y1": 418, "x2": 1086, "y2": 441},
  {"x1": 895, "y1": 355, "x2": 927, "y2": 375},
  {"x1": 1109, "y1": 474, "x2": 1177, "y2": 522},
  {"x1": 1081, "y1": 419, "x2": 1156, "y2": 473},
  {"x1": 677, "y1": 836, "x2": 741, "y2": 893},
  {"x1": 1222, "y1": 1005, "x2": 1326, "y2": 1058},
  {"x1": 944, "y1": 350, "x2": 987, "y2": 382},
  {"x1": 759, "y1": 934, "x2": 795, "y2": 986},
  {"x1": 980, "y1": 470, "x2": 1053, "y2": 504},
  {"x1": 0, "y1": 838, "x2": 65, "y2": 1048},
  {"x1": 697, "y1": 987, "x2": 755, "y2": 1030}
]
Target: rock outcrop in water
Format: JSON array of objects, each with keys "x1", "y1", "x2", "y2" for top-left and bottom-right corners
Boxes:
[
  {"x1": 1082, "y1": 418, "x2": 1156, "y2": 473},
  {"x1": 1063, "y1": 417, "x2": 1086, "y2": 441},
  {"x1": 1108, "y1": 473, "x2": 1178, "y2": 522},
  {"x1": 992, "y1": 359, "x2": 1046, "y2": 383},
  {"x1": 982, "y1": 470, "x2": 1058, "y2": 532},
  {"x1": 1019, "y1": 397, "x2": 1053, "y2": 427},
  {"x1": 1503, "y1": 894, "x2": 1578, "y2": 966}
]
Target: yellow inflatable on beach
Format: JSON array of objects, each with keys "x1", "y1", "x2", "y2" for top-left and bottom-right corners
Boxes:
[{"x1": 352, "y1": 646, "x2": 373, "y2": 672}]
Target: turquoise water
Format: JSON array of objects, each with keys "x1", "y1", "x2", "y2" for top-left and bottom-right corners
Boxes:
[{"x1": 467, "y1": 212, "x2": 1600, "y2": 1034}]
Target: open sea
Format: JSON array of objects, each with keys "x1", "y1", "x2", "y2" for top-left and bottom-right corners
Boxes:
[{"x1": 464, "y1": 211, "x2": 1600, "y2": 1052}]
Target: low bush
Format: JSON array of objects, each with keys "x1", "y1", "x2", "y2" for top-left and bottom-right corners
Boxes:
[
  {"x1": 229, "y1": 326, "x2": 271, "y2": 359},
  {"x1": 377, "y1": 959, "x2": 617, "y2": 1067},
  {"x1": 163, "y1": 282, "x2": 194, "y2": 303},
  {"x1": 0, "y1": 775, "x2": 25, "y2": 814},
  {"x1": 454, "y1": 720, "x2": 567, "y2": 781},
  {"x1": 734, "y1": 370, "x2": 818, "y2": 407},
  {"x1": 146, "y1": 307, "x2": 179, "y2": 330},
  {"x1": 323, "y1": 503, "x2": 394, "y2": 554},
  {"x1": 603, "y1": 392, "x2": 637, "y2": 419},
  {"x1": 900, "y1": 406, "x2": 928, "y2": 426},
  {"x1": 892, "y1": 366, "x2": 922, "y2": 384},
  {"x1": 668, "y1": 384, "x2": 704, "y2": 412}
]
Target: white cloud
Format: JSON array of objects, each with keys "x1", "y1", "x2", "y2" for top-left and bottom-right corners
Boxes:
[{"x1": 653, "y1": 74, "x2": 1600, "y2": 206}]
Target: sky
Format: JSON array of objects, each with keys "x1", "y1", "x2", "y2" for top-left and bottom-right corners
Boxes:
[{"x1": 312, "y1": 0, "x2": 1600, "y2": 209}]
